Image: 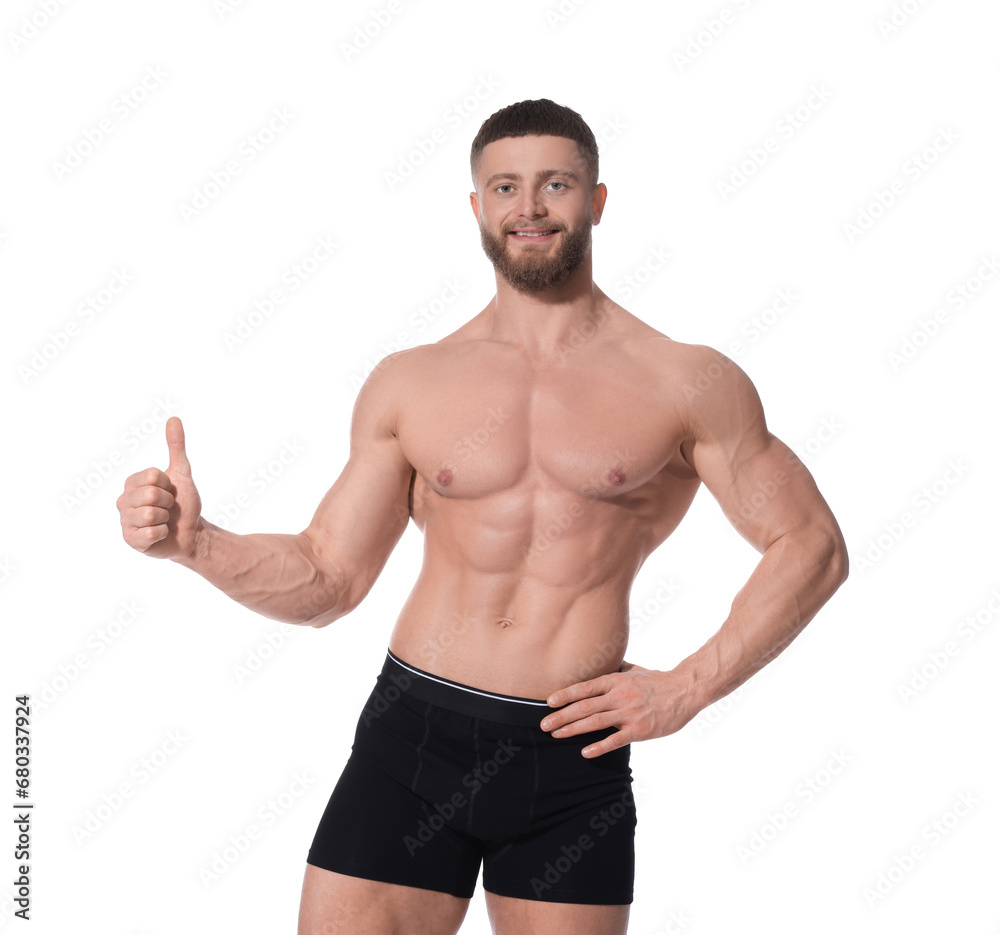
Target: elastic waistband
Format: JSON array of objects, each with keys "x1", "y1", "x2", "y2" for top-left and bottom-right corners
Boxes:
[{"x1": 382, "y1": 650, "x2": 557, "y2": 728}]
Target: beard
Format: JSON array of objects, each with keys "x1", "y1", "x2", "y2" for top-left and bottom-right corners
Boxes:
[{"x1": 478, "y1": 218, "x2": 592, "y2": 294}]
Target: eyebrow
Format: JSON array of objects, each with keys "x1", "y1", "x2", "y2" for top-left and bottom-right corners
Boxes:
[{"x1": 483, "y1": 168, "x2": 579, "y2": 188}]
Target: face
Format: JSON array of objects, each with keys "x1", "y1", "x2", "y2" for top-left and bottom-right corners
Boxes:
[{"x1": 471, "y1": 135, "x2": 607, "y2": 294}]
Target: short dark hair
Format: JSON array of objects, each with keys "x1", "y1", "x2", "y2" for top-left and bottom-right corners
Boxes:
[{"x1": 470, "y1": 98, "x2": 599, "y2": 190}]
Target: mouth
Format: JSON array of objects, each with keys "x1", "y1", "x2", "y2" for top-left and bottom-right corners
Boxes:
[{"x1": 508, "y1": 228, "x2": 559, "y2": 240}]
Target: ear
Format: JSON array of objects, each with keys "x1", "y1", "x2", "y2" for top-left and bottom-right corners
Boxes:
[
  {"x1": 591, "y1": 182, "x2": 608, "y2": 225},
  {"x1": 470, "y1": 189, "x2": 481, "y2": 223}
]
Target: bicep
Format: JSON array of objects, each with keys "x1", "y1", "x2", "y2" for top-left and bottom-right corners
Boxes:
[
  {"x1": 301, "y1": 356, "x2": 414, "y2": 607},
  {"x1": 681, "y1": 349, "x2": 830, "y2": 553}
]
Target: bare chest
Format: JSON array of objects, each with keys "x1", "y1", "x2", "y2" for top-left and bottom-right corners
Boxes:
[{"x1": 397, "y1": 359, "x2": 686, "y2": 504}]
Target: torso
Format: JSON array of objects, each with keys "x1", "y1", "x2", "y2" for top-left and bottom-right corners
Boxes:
[{"x1": 386, "y1": 295, "x2": 704, "y2": 698}]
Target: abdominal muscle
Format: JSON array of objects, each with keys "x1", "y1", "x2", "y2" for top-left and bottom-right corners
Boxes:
[
  {"x1": 387, "y1": 486, "x2": 662, "y2": 700},
  {"x1": 389, "y1": 572, "x2": 631, "y2": 702}
]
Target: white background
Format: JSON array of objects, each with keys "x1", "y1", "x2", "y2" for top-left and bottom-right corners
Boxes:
[{"x1": 2, "y1": 0, "x2": 999, "y2": 932}]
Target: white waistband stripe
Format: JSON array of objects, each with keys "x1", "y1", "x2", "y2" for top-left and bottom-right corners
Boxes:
[{"x1": 387, "y1": 653, "x2": 550, "y2": 707}]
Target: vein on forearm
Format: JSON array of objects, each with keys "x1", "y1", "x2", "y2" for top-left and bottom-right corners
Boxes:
[
  {"x1": 181, "y1": 523, "x2": 349, "y2": 625},
  {"x1": 677, "y1": 528, "x2": 846, "y2": 708}
]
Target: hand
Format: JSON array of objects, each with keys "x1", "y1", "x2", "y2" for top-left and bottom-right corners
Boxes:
[
  {"x1": 540, "y1": 661, "x2": 702, "y2": 758},
  {"x1": 116, "y1": 416, "x2": 203, "y2": 560}
]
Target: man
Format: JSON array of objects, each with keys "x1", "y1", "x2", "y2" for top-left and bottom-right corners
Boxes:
[{"x1": 117, "y1": 99, "x2": 848, "y2": 935}]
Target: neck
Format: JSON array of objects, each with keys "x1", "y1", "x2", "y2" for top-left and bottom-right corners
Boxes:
[{"x1": 485, "y1": 257, "x2": 608, "y2": 356}]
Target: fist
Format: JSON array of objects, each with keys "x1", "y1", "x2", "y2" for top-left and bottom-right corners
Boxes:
[{"x1": 117, "y1": 416, "x2": 203, "y2": 560}]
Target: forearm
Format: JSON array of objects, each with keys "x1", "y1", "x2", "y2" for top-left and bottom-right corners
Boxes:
[
  {"x1": 174, "y1": 519, "x2": 350, "y2": 626},
  {"x1": 673, "y1": 526, "x2": 848, "y2": 710}
]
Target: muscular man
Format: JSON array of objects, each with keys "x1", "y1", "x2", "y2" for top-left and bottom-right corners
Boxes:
[{"x1": 117, "y1": 99, "x2": 848, "y2": 935}]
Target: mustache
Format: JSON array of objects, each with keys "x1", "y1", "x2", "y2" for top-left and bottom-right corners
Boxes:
[{"x1": 504, "y1": 224, "x2": 564, "y2": 233}]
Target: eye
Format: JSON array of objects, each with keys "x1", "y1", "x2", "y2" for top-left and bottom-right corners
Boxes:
[
  {"x1": 496, "y1": 184, "x2": 514, "y2": 194},
  {"x1": 548, "y1": 181, "x2": 566, "y2": 191}
]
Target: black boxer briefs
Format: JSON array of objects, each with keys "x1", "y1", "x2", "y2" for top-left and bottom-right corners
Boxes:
[{"x1": 306, "y1": 649, "x2": 636, "y2": 904}]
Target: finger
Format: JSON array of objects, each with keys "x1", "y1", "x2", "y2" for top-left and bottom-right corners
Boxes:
[
  {"x1": 124, "y1": 467, "x2": 171, "y2": 491},
  {"x1": 551, "y1": 711, "x2": 615, "y2": 738},
  {"x1": 118, "y1": 490, "x2": 171, "y2": 525},
  {"x1": 165, "y1": 416, "x2": 191, "y2": 476},
  {"x1": 546, "y1": 674, "x2": 613, "y2": 708},
  {"x1": 581, "y1": 730, "x2": 630, "y2": 758},
  {"x1": 129, "y1": 522, "x2": 168, "y2": 552},
  {"x1": 129, "y1": 505, "x2": 171, "y2": 529},
  {"x1": 122, "y1": 484, "x2": 175, "y2": 511},
  {"x1": 540, "y1": 694, "x2": 612, "y2": 732}
]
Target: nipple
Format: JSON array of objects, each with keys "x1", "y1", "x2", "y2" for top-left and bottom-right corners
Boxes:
[
  {"x1": 436, "y1": 468, "x2": 453, "y2": 487},
  {"x1": 608, "y1": 468, "x2": 627, "y2": 486}
]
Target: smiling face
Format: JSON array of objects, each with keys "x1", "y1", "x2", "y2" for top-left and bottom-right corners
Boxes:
[{"x1": 471, "y1": 134, "x2": 607, "y2": 294}]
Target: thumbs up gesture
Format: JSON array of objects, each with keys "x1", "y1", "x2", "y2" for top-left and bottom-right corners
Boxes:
[{"x1": 117, "y1": 416, "x2": 203, "y2": 560}]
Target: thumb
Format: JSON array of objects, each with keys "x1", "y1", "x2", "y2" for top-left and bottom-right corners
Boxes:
[{"x1": 165, "y1": 416, "x2": 192, "y2": 476}]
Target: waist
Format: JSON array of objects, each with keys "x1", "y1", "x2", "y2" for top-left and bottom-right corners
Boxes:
[
  {"x1": 389, "y1": 595, "x2": 630, "y2": 698},
  {"x1": 382, "y1": 650, "x2": 559, "y2": 728}
]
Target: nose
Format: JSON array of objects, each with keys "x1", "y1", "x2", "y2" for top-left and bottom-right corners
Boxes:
[{"x1": 514, "y1": 187, "x2": 546, "y2": 220}]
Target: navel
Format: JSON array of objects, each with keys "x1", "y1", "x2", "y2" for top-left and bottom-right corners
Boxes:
[{"x1": 497, "y1": 618, "x2": 513, "y2": 629}]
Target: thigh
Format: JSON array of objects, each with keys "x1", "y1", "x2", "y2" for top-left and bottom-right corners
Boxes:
[
  {"x1": 485, "y1": 891, "x2": 629, "y2": 935},
  {"x1": 481, "y1": 727, "x2": 636, "y2": 905},
  {"x1": 298, "y1": 863, "x2": 470, "y2": 935},
  {"x1": 305, "y1": 687, "x2": 485, "y2": 899}
]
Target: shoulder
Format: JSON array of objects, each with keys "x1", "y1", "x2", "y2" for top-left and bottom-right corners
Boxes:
[
  {"x1": 351, "y1": 340, "x2": 471, "y2": 432},
  {"x1": 642, "y1": 335, "x2": 753, "y2": 401},
  {"x1": 668, "y1": 342, "x2": 756, "y2": 405},
  {"x1": 629, "y1": 338, "x2": 769, "y2": 460},
  {"x1": 355, "y1": 342, "x2": 446, "y2": 395},
  {"x1": 628, "y1": 336, "x2": 757, "y2": 403},
  {"x1": 350, "y1": 346, "x2": 427, "y2": 439},
  {"x1": 598, "y1": 303, "x2": 737, "y2": 381}
]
